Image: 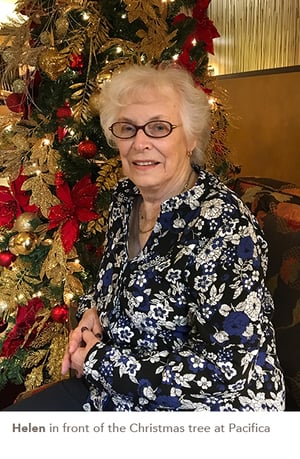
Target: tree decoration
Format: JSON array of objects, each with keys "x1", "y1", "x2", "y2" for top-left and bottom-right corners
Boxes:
[
  {"x1": 47, "y1": 173, "x2": 99, "y2": 253},
  {"x1": 51, "y1": 304, "x2": 69, "y2": 323},
  {"x1": 12, "y1": 79, "x2": 27, "y2": 94},
  {"x1": 6, "y1": 93, "x2": 26, "y2": 113},
  {"x1": 88, "y1": 91, "x2": 101, "y2": 116},
  {"x1": 13, "y1": 212, "x2": 40, "y2": 232},
  {"x1": 69, "y1": 53, "x2": 84, "y2": 72},
  {"x1": 8, "y1": 232, "x2": 38, "y2": 256},
  {"x1": 0, "y1": 0, "x2": 238, "y2": 399},
  {"x1": 38, "y1": 47, "x2": 68, "y2": 81},
  {"x1": 56, "y1": 101, "x2": 73, "y2": 119},
  {"x1": 0, "y1": 251, "x2": 16, "y2": 268},
  {"x1": 0, "y1": 298, "x2": 45, "y2": 359},
  {"x1": 78, "y1": 139, "x2": 98, "y2": 159}
]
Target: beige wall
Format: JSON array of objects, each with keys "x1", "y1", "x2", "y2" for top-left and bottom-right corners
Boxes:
[{"x1": 218, "y1": 68, "x2": 300, "y2": 185}]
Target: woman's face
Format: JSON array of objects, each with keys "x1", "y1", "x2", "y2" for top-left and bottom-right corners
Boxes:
[{"x1": 114, "y1": 88, "x2": 196, "y2": 199}]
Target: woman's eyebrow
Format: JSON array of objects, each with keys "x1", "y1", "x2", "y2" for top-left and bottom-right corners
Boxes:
[{"x1": 117, "y1": 115, "x2": 167, "y2": 122}]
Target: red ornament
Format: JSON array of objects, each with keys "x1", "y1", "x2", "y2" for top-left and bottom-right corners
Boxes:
[
  {"x1": 78, "y1": 139, "x2": 97, "y2": 158},
  {"x1": 56, "y1": 101, "x2": 72, "y2": 119},
  {"x1": 0, "y1": 250, "x2": 17, "y2": 267},
  {"x1": 51, "y1": 304, "x2": 69, "y2": 323},
  {"x1": 57, "y1": 126, "x2": 68, "y2": 142},
  {"x1": 6, "y1": 93, "x2": 26, "y2": 113}
]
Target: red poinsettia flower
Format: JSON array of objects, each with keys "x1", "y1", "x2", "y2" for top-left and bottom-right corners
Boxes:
[
  {"x1": 0, "y1": 187, "x2": 18, "y2": 228},
  {"x1": 177, "y1": 47, "x2": 197, "y2": 73},
  {"x1": 173, "y1": 0, "x2": 220, "y2": 67},
  {"x1": 0, "y1": 297, "x2": 44, "y2": 358},
  {"x1": 0, "y1": 171, "x2": 39, "y2": 228},
  {"x1": 172, "y1": 12, "x2": 187, "y2": 26},
  {"x1": 193, "y1": 0, "x2": 212, "y2": 17},
  {"x1": 48, "y1": 173, "x2": 99, "y2": 253},
  {"x1": 192, "y1": 0, "x2": 220, "y2": 55},
  {"x1": 193, "y1": 21, "x2": 220, "y2": 55},
  {"x1": 11, "y1": 172, "x2": 39, "y2": 213}
]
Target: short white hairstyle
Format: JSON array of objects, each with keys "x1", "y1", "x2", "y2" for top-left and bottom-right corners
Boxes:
[{"x1": 99, "y1": 63, "x2": 211, "y2": 165}]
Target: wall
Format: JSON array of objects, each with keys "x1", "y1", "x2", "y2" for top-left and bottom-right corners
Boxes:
[
  {"x1": 218, "y1": 68, "x2": 300, "y2": 185},
  {"x1": 208, "y1": 0, "x2": 300, "y2": 75}
]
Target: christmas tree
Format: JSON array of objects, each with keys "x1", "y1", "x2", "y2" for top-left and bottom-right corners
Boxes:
[{"x1": 0, "y1": 0, "x2": 236, "y2": 397}]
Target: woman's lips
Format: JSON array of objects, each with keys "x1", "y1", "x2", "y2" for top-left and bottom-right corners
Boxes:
[{"x1": 132, "y1": 160, "x2": 159, "y2": 166}]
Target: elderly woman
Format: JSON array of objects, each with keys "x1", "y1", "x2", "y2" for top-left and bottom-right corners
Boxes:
[{"x1": 5, "y1": 64, "x2": 285, "y2": 411}]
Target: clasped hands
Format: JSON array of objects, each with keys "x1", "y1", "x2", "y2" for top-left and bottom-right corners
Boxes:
[{"x1": 61, "y1": 308, "x2": 103, "y2": 378}]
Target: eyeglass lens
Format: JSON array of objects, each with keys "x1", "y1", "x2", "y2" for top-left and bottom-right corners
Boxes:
[{"x1": 110, "y1": 121, "x2": 175, "y2": 138}]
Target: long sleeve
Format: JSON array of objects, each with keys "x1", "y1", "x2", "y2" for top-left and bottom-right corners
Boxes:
[{"x1": 80, "y1": 171, "x2": 285, "y2": 411}]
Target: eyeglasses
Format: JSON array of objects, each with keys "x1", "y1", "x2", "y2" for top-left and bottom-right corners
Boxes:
[{"x1": 109, "y1": 120, "x2": 180, "y2": 139}]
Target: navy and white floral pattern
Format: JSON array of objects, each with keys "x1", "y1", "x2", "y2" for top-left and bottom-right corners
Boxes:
[{"x1": 78, "y1": 168, "x2": 285, "y2": 411}]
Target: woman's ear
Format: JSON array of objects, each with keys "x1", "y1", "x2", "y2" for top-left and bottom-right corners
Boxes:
[{"x1": 188, "y1": 138, "x2": 197, "y2": 153}]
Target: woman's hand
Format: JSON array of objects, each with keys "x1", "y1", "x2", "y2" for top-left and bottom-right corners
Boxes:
[{"x1": 61, "y1": 308, "x2": 103, "y2": 376}]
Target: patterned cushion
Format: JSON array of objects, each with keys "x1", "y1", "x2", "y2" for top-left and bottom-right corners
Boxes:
[{"x1": 234, "y1": 177, "x2": 300, "y2": 410}]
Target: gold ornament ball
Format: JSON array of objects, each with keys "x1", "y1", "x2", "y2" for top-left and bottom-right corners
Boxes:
[
  {"x1": 95, "y1": 72, "x2": 111, "y2": 86},
  {"x1": 88, "y1": 91, "x2": 101, "y2": 116},
  {"x1": 13, "y1": 212, "x2": 39, "y2": 232},
  {"x1": 9, "y1": 232, "x2": 38, "y2": 256},
  {"x1": 38, "y1": 47, "x2": 68, "y2": 81},
  {"x1": 12, "y1": 79, "x2": 27, "y2": 94}
]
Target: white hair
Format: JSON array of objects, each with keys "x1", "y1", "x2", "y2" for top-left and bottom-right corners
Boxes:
[{"x1": 99, "y1": 63, "x2": 211, "y2": 165}]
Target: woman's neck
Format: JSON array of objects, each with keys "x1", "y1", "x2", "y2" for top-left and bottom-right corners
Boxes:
[
  {"x1": 140, "y1": 167, "x2": 196, "y2": 205},
  {"x1": 138, "y1": 167, "x2": 197, "y2": 235}
]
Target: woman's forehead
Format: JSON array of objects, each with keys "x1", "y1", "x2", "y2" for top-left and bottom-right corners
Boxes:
[{"x1": 120, "y1": 86, "x2": 179, "y2": 107}]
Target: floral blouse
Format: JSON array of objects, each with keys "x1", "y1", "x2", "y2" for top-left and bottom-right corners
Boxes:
[{"x1": 78, "y1": 167, "x2": 285, "y2": 411}]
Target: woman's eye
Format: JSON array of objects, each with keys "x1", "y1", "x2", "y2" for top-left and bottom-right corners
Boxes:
[
  {"x1": 150, "y1": 122, "x2": 168, "y2": 133},
  {"x1": 122, "y1": 124, "x2": 135, "y2": 133}
]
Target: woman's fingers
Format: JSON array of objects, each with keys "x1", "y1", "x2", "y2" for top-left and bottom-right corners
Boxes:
[
  {"x1": 61, "y1": 309, "x2": 103, "y2": 376},
  {"x1": 61, "y1": 345, "x2": 71, "y2": 375}
]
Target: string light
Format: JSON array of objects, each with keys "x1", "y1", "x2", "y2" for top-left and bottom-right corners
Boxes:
[
  {"x1": 82, "y1": 12, "x2": 89, "y2": 21},
  {"x1": 65, "y1": 292, "x2": 74, "y2": 302},
  {"x1": 32, "y1": 162, "x2": 41, "y2": 175},
  {"x1": 4, "y1": 124, "x2": 13, "y2": 132},
  {"x1": 208, "y1": 96, "x2": 217, "y2": 111}
]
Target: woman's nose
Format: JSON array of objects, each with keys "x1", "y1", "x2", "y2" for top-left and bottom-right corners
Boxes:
[{"x1": 132, "y1": 128, "x2": 151, "y2": 149}]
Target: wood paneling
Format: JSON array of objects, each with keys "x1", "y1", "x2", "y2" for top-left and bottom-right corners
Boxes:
[{"x1": 218, "y1": 68, "x2": 300, "y2": 185}]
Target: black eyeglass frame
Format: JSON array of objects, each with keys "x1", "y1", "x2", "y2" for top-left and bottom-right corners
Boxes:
[{"x1": 109, "y1": 120, "x2": 180, "y2": 139}]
